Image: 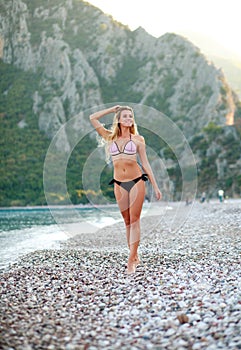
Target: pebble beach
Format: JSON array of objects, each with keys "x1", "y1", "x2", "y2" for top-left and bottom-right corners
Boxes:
[{"x1": 0, "y1": 200, "x2": 241, "y2": 350}]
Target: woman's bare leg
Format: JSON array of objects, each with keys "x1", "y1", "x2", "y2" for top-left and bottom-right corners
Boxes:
[
  {"x1": 127, "y1": 180, "x2": 145, "y2": 273},
  {"x1": 114, "y1": 181, "x2": 145, "y2": 274},
  {"x1": 122, "y1": 209, "x2": 131, "y2": 248},
  {"x1": 114, "y1": 184, "x2": 131, "y2": 248}
]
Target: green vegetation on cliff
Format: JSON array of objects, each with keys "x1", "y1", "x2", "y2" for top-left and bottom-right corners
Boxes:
[{"x1": 1, "y1": 0, "x2": 241, "y2": 205}]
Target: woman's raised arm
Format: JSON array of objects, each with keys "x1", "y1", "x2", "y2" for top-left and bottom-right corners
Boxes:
[{"x1": 89, "y1": 105, "x2": 120, "y2": 139}]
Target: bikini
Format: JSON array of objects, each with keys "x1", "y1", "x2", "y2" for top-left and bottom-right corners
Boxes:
[{"x1": 109, "y1": 135, "x2": 148, "y2": 192}]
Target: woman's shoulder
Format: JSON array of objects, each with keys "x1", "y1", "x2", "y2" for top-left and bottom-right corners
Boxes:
[{"x1": 132, "y1": 134, "x2": 145, "y2": 143}]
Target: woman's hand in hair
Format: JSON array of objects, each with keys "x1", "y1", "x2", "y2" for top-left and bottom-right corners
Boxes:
[{"x1": 111, "y1": 105, "x2": 121, "y2": 113}]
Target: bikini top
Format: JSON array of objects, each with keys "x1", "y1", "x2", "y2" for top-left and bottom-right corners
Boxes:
[{"x1": 109, "y1": 134, "x2": 137, "y2": 156}]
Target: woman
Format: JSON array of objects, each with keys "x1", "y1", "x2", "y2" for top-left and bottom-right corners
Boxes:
[{"x1": 90, "y1": 105, "x2": 162, "y2": 274}]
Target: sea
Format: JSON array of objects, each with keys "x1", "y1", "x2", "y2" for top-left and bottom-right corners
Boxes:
[
  {"x1": 0, "y1": 202, "x2": 165, "y2": 270},
  {"x1": 0, "y1": 205, "x2": 123, "y2": 270}
]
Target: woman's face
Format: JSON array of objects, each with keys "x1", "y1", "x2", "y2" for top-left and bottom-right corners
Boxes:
[{"x1": 119, "y1": 109, "x2": 134, "y2": 127}]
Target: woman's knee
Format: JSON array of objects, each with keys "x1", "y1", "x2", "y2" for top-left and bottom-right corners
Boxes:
[
  {"x1": 130, "y1": 214, "x2": 140, "y2": 225},
  {"x1": 121, "y1": 212, "x2": 130, "y2": 226},
  {"x1": 124, "y1": 217, "x2": 131, "y2": 226}
]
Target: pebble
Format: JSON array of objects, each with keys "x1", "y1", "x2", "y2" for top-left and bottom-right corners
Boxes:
[{"x1": 0, "y1": 200, "x2": 241, "y2": 350}]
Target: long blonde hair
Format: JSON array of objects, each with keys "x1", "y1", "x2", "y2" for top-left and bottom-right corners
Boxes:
[
  {"x1": 100, "y1": 106, "x2": 139, "y2": 162},
  {"x1": 107, "y1": 106, "x2": 138, "y2": 141}
]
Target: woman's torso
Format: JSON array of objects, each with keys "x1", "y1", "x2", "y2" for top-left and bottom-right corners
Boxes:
[{"x1": 109, "y1": 135, "x2": 142, "y2": 181}]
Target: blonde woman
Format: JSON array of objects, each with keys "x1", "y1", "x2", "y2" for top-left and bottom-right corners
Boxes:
[{"x1": 90, "y1": 105, "x2": 162, "y2": 274}]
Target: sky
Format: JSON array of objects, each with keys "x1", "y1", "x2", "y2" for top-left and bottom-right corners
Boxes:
[{"x1": 87, "y1": 0, "x2": 241, "y2": 60}]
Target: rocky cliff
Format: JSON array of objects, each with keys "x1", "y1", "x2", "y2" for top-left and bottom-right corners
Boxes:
[{"x1": 0, "y1": 0, "x2": 241, "y2": 204}]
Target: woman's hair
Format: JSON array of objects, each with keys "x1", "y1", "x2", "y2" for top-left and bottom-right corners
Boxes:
[
  {"x1": 107, "y1": 106, "x2": 138, "y2": 141},
  {"x1": 98, "y1": 106, "x2": 138, "y2": 162}
]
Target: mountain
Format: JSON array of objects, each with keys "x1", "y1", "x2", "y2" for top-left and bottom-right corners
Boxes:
[
  {"x1": 0, "y1": 0, "x2": 241, "y2": 206},
  {"x1": 177, "y1": 31, "x2": 241, "y2": 99},
  {"x1": 209, "y1": 56, "x2": 241, "y2": 99}
]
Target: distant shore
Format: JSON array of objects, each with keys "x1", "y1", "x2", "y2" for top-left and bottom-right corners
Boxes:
[{"x1": 0, "y1": 200, "x2": 240, "y2": 350}]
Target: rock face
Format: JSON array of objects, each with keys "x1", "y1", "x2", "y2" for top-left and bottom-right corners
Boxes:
[
  {"x1": 0, "y1": 0, "x2": 103, "y2": 139},
  {"x1": 0, "y1": 0, "x2": 241, "y2": 199},
  {"x1": 0, "y1": 0, "x2": 238, "y2": 136}
]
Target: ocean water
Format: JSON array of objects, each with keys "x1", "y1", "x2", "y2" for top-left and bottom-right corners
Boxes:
[
  {"x1": 0, "y1": 202, "x2": 173, "y2": 270},
  {"x1": 0, "y1": 205, "x2": 122, "y2": 270}
]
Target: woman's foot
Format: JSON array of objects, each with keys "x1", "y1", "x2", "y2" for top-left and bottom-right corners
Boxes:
[
  {"x1": 134, "y1": 256, "x2": 140, "y2": 266},
  {"x1": 126, "y1": 261, "x2": 136, "y2": 275}
]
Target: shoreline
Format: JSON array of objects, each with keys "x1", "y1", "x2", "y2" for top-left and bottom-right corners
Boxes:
[
  {"x1": 0, "y1": 200, "x2": 240, "y2": 349},
  {"x1": 0, "y1": 203, "x2": 119, "y2": 210},
  {"x1": 1, "y1": 197, "x2": 241, "y2": 210}
]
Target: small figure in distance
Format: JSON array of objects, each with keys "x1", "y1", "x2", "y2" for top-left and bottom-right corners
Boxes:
[
  {"x1": 218, "y1": 189, "x2": 224, "y2": 203},
  {"x1": 200, "y1": 191, "x2": 206, "y2": 203}
]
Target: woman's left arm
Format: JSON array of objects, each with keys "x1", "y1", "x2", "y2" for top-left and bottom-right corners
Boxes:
[{"x1": 137, "y1": 136, "x2": 162, "y2": 201}]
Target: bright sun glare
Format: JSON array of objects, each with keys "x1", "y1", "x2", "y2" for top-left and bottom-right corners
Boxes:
[{"x1": 87, "y1": 0, "x2": 241, "y2": 60}]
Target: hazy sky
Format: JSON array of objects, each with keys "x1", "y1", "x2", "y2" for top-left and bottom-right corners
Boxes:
[{"x1": 87, "y1": 0, "x2": 241, "y2": 59}]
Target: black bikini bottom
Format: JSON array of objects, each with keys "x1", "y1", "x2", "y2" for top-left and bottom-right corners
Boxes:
[{"x1": 109, "y1": 174, "x2": 148, "y2": 192}]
